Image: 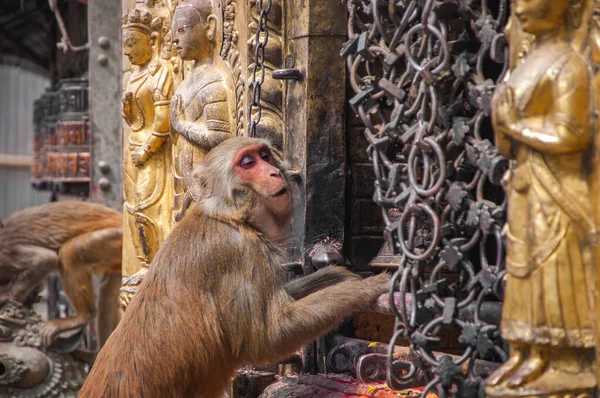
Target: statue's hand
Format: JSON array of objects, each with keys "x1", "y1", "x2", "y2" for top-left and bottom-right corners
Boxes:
[
  {"x1": 170, "y1": 94, "x2": 185, "y2": 132},
  {"x1": 131, "y1": 149, "x2": 150, "y2": 167},
  {"x1": 206, "y1": 132, "x2": 232, "y2": 150},
  {"x1": 492, "y1": 84, "x2": 519, "y2": 131},
  {"x1": 122, "y1": 92, "x2": 133, "y2": 125}
]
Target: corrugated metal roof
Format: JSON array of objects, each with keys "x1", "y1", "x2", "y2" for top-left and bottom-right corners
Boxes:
[
  {"x1": 0, "y1": 64, "x2": 49, "y2": 154},
  {"x1": 0, "y1": 167, "x2": 50, "y2": 219},
  {"x1": 0, "y1": 64, "x2": 50, "y2": 218}
]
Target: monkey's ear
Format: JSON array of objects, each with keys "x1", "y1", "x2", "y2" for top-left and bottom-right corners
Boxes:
[
  {"x1": 0, "y1": 220, "x2": 4, "y2": 228},
  {"x1": 191, "y1": 167, "x2": 213, "y2": 199}
]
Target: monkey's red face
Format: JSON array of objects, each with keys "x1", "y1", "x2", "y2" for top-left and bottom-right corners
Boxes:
[{"x1": 233, "y1": 144, "x2": 291, "y2": 216}]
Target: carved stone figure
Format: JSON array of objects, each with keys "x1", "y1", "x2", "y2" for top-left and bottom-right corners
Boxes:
[
  {"x1": 169, "y1": 0, "x2": 237, "y2": 220},
  {"x1": 121, "y1": 6, "x2": 176, "y2": 279},
  {"x1": 0, "y1": 300, "x2": 87, "y2": 398},
  {"x1": 485, "y1": 0, "x2": 600, "y2": 396}
]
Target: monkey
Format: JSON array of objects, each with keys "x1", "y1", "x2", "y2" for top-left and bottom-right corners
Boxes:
[
  {"x1": 0, "y1": 201, "x2": 123, "y2": 349},
  {"x1": 80, "y1": 137, "x2": 390, "y2": 398}
]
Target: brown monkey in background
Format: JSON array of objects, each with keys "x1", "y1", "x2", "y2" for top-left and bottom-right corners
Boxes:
[
  {"x1": 80, "y1": 137, "x2": 389, "y2": 398},
  {"x1": 0, "y1": 201, "x2": 122, "y2": 348}
]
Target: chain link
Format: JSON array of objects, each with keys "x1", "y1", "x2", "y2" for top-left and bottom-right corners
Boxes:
[
  {"x1": 343, "y1": 0, "x2": 510, "y2": 395},
  {"x1": 248, "y1": 0, "x2": 272, "y2": 137}
]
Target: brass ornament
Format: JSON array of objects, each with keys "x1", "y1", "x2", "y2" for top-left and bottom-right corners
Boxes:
[
  {"x1": 485, "y1": 0, "x2": 600, "y2": 396},
  {"x1": 169, "y1": 0, "x2": 238, "y2": 221},
  {"x1": 121, "y1": 4, "x2": 176, "y2": 280},
  {"x1": 120, "y1": 1, "x2": 179, "y2": 308}
]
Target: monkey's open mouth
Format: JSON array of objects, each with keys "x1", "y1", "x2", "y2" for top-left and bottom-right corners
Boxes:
[{"x1": 272, "y1": 187, "x2": 288, "y2": 197}]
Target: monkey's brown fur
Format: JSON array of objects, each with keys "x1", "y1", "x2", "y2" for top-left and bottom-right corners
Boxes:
[
  {"x1": 80, "y1": 137, "x2": 389, "y2": 398},
  {"x1": 0, "y1": 201, "x2": 122, "y2": 348}
]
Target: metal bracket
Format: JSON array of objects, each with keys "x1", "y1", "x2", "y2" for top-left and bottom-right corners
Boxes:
[{"x1": 272, "y1": 68, "x2": 303, "y2": 81}]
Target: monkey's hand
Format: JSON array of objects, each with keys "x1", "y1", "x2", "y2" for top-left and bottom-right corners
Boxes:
[
  {"x1": 363, "y1": 272, "x2": 392, "y2": 297},
  {"x1": 40, "y1": 320, "x2": 64, "y2": 347},
  {"x1": 40, "y1": 318, "x2": 87, "y2": 348}
]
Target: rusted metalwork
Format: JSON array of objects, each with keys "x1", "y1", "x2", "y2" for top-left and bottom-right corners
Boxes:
[
  {"x1": 342, "y1": 0, "x2": 510, "y2": 395},
  {"x1": 48, "y1": 0, "x2": 89, "y2": 53},
  {"x1": 284, "y1": 0, "x2": 349, "y2": 374},
  {"x1": 326, "y1": 336, "x2": 499, "y2": 388},
  {"x1": 248, "y1": 0, "x2": 272, "y2": 137},
  {"x1": 88, "y1": 0, "x2": 123, "y2": 211}
]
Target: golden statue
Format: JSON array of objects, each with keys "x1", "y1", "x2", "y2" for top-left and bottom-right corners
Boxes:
[
  {"x1": 485, "y1": 0, "x2": 600, "y2": 396},
  {"x1": 120, "y1": 0, "x2": 239, "y2": 308},
  {"x1": 169, "y1": 0, "x2": 237, "y2": 220},
  {"x1": 121, "y1": 6, "x2": 175, "y2": 280}
]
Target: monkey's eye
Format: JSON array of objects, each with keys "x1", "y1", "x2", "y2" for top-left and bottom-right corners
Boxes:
[
  {"x1": 240, "y1": 155, "x2": 255, "y2": 169},
  {"x1": 259, "y1": 149, "x2": 270, "y2": 161}
]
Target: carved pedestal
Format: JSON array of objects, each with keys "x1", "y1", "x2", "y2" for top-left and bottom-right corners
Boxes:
[{"x1": 0, "y1": 301, "x2": 88, "y2": 398}]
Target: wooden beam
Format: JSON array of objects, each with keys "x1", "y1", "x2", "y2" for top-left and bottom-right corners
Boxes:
[{"x1": 0, "y1": 154, "x2": 33, "y2": 168}]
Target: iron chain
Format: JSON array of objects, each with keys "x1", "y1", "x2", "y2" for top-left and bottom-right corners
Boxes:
[
  {"x1": 248, "y1": 0, "x2": 272, "y2": 137},
  {"x1": 343, "y1": 0, "x2": 510, "y2": 396}
]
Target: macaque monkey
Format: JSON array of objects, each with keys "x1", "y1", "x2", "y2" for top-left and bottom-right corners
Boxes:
[
  {"x1": 80, "y1": 137, "x2": 389, "y2": 398},
  {"x1": 0, "y1": 201, "x2": 122, "y2": 348}
]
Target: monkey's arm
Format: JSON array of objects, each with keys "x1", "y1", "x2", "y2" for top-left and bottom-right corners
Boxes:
[
  {"x1": 259, "y1": 273, "x2": 390, "y2": 364},
  {"x1": 284, "y1": 266, "x2": 360, "y2": 300},
  {"x1": 40, "y1": 227, "x2": 122, "y2": 348}
]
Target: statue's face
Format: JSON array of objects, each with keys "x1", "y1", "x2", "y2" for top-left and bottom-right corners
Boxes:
[
  {"x1": 514, "y1": 0, "x2": 569, "y2": 36},
  {"x1": 123, "y1": 30, "x2": 153, "y2": 66},
  {"x1": 172, "y1": 6, "x2": 209, "y2": 61}
]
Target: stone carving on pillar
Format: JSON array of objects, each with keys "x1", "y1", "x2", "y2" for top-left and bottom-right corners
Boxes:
[
  {"x1": 0, "y1": 301, "x2": 87, "y2": 398},
  {"x1": 120, "y1": 3, "x2": 177, "y2": 308},
  {"x1": 485, "y1": 0, "x2": 600, "y2": 397},
  {"x1": 169, "y1": 0, "x2": 238, "y2": 220}
]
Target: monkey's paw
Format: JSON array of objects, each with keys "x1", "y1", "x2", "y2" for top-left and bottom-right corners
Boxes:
[
  {"x1": 365, "y1": 272, "x2": 392, "y2": 295},
  {"x1": 40, "y1": 320, "x2": 66, "y2": 348}
]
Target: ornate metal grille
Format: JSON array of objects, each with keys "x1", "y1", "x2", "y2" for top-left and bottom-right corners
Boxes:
[{"x1": 342, "y1": 0, "x2": 510, "y2": 395}]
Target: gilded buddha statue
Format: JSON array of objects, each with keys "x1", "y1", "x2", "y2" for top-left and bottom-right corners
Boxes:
[
  {"x1": 485, "y1": 0, "x2": 600, "y2": 396},
  {"x1": 120, "y1": 6, "x2": 176, "y2": 290},
  {"x1": 120, "y1": 0, "x2": 238, "y2": 308},
  {"x1": 169, "y1": 0, "x2": 236, "y2": 220}
]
